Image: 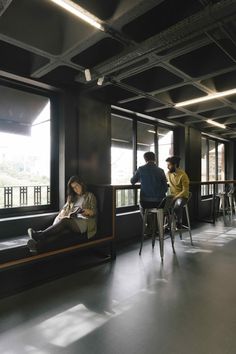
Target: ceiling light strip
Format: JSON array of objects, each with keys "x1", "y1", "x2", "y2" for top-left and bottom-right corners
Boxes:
[
  {"x1": 49, "y1": 0, "x2": 104, "y2": 30},
  {"x1": 206, "y1": 119, "x2": 226, "y2": 129},
  {"x1": 175, "y1": 88, "x2": 236, "y2": 107}
]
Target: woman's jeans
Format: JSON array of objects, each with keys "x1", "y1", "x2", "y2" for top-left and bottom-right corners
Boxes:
[{"x1": 35, "y1": 218, "x2": 81, "y2": 246}]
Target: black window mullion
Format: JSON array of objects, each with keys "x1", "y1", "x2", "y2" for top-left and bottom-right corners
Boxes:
[
  {"x1": 155, "y1": 124, "x2": 158, "y2": 166},
  {"x1": 133, "y1": 119, "x2": 138, "y2": 205},
  {"x1": 206, "y1": 138, "x2": 210, "y2": 194}
]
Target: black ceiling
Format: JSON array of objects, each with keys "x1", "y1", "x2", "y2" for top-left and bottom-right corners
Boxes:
[{"x1": 0, "y1": 0, "x2": 236, "y2": 139}]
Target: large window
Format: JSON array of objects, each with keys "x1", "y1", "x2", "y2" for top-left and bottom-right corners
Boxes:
[
  {"x1": 0, "y1": 84, "x2": 53, "y2": 212},
  {"x1": 201, "y1": 136, "x2": 226, "y2": 182},
  {"x1": 111, "y1": 114, "x2": 173, "y2": 207}
]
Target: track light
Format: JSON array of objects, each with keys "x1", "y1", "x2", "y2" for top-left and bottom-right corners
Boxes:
[
  {"x1": 49, "y1": 0, "x2": 104, "y2": 30},
  {"x1": 175, "y1": 88, "x2": 236, "y2": 107},
  {"x1": 84, "y1": 69, "x2": 91, "y2": 82},
  {"x1": 206, "y1": 119, "x2": 226, "y2": 129},
  {"x1": 97, "y1": 77, "x2": 105, "y2": 86}
]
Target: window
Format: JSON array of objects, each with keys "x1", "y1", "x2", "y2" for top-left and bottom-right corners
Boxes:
[
  {"x1": 201, "y1": 137, "x2": 208, "y2": 182},
  {"x1": 0, "y1": 84, "x2": 54, "y2": 212},
  {"x1": 209, "y1": 140, "x2": 216, "y2": 181},
  {"x1": 137, "y1": 122, "x2": 155, "y2": 168},
  {"x1": 158, "y1": 127, "x2": 174, "y2": 170},
  {"x1": 201, "y1": 135, "x2": 226, "y2": 183},
  {"x1": 111, "y1": 114, "x2": 173, "y2": 208},
  {"x1": 111, "y1": 115, "x2": 133, "y2": 185},
  {"x1": 218, "y1": 143, "x2": 225, "y2": 181}
]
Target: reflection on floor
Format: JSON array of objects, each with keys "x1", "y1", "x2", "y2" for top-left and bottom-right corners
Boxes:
[{"x1": 0, "y1": 221, "x2": 236, "y2": 354}]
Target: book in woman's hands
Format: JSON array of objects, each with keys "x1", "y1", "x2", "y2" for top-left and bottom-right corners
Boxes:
[{"x1": 69, "y1": 207, "x2": 84, "y2": 218}]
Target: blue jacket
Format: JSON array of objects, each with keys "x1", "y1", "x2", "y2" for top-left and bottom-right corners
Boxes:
[{"x1": 131, "y1": 162, "x2": 168, "y2": 202}]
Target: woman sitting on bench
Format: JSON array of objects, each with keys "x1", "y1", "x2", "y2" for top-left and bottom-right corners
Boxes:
[{"x1": 27, "y1": 176, "x2": 97, "y2": 253}]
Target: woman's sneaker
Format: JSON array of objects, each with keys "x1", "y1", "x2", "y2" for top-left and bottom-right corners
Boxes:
[
  {"x1": 27, "y1": 228, "x2": 41, "y2": 241},
  {"x1": 27, "y1": 239, "x2": 38, "y2": 254}
]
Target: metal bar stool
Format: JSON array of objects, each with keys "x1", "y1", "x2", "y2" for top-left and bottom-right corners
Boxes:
[
  {"x1": 175, "y1": 192, "x2": 193, "y2": 246},
  {"x1": 139, "y1": 196, "x2": 175, "y2": 262},
  {"x1": 218, "y1": 186, "x2": 235, "y2": 225}
]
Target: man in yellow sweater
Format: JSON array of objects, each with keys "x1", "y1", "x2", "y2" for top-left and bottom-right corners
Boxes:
[{"x1": 166, "y1": 156, "x2": 190, "y2": 229}]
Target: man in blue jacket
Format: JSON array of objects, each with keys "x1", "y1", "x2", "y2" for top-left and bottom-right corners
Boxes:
[{"x1": 131, "y1": 151, "x2": 168, "y2": 213}]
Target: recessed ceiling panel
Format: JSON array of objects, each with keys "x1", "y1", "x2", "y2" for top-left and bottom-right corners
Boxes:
[
  {"x1": 72, "y1": 38, "x2": 124, "y2": 68},
  {"x1": 171, "y1": 43, "x2": 234, "y2": 78},
  {"x1": 201, "y1": 69, "x2": 236, "y2": 92},
  {"x1": 91, "y1": 85, "x2": 135, "y2": 103},
  {"x1": 122, "y1": 0, "x2": 203, "y2": 42},
  {"x1": 0, "y1": 0, "x2": 96, "y2": 55},
  {"x1": 201, "y1": 107, "x2": 236, "y2": 118},
  {"x1": 155, "y1": 85, "x2": 207, "y2": 105},
  {"x1": 0, "y1": 40, "x2": 49, "y2": 76},
  {"x1": 120, "y1": 97, "x2": 163, "y2": 112},
  {"x1": 41, "y1": 66, "x2": 79, "y2": 85},
  {"x1": 150, "y1": 108, "x2": 184, "y2": 119},
  {"x1": 122, "y1": 67, "x2": 182, "y2": 92}
]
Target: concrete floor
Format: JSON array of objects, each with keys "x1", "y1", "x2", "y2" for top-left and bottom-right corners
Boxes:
[{"x1": 0, "y1": 221, "x2": 236, "y2": 354}]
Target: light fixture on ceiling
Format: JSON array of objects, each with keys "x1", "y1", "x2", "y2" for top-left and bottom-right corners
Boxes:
[
  {"x1": 84, "y1": 68, "x2": 91, "y2": 81},
  {"x1": 84, "y1": 69, "x2": 92, "y2": 81},
  {"x1": 147, "y1": 130, "x2": 156, "y2": 134},
  {"x1": 206, "y1": 119, "x2": 226, "y2": 129},
  {"x1": 175, "y1": 88, "x2": 236, "y2": 107},
  {"x1": 49, "y1": 0, "x2": 104, "y2": 30},
  {"x1": 97, "y1": 76, "x2": 105, "y2": 86}
]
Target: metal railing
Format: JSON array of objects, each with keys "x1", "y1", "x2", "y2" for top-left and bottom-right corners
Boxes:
[
  {"x1": 0, "y1": 185, "x2": 50, "y2": 208},
  {"x1": 113, "y1": 180, "x2": 236, "y2": 224}
]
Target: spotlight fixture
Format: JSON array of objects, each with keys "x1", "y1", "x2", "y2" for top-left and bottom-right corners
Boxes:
[
  {"x1": 49, "y1": 0, "x2": 104, "y2": 30},
  {"x1": 97, "y1": 77, "x2": 105, "y2": 86},
  {"x1": 175, "y1": 88, "x2": 236, "y2": 107},
  {"x1": 206, "y1": 119, "x2": 226, "y2": 129},
  {"x1": 84, "y1": 69, "x2": 91, "y2": 82}
]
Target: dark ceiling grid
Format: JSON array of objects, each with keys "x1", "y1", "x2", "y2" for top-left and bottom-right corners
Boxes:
[
  {"x1": 81, "y1": 0, "x2": 236, "y2": 138},
  {"x1": 84, "y1": 0, "x2": 236, "y2": 81},
  {"x1": 0, "y1": 0, "x2": 236, "y2": 138}
]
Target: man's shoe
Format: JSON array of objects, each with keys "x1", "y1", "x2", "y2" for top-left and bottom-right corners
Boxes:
[
  {"x1": 27, "y1": 239, "x2": 38, "y2": 254},
  {"x1": 176, "y1": 222, "x2": 182, "y2": 230},
  {"x1": 28, "y1": 228, "x2": 41, "y2": 241}
]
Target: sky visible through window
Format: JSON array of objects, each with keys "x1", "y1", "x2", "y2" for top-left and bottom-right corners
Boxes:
[{"x1": 0, "y1": 102, "x2": 51, "y2": 208}]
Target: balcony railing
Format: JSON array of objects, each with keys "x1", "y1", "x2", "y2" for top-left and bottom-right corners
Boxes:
[
  {"x1": 0, "y1": 185, "x2": 50, "y2": 208},
  {"x1": 113, "y1": 180, "x2": 236, "y2": 223}
]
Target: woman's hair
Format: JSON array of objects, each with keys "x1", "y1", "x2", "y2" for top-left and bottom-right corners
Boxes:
[{"x1": 67, "y1": 176, "x2": 87, "y2": 203}]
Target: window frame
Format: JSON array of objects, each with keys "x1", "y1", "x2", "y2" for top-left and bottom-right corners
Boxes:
[
  {"x1": 111, "y1": 112, "x2": 174, "y2": 211},
  {"x1": 201, "y1": 134, "x2": 227, "y2": 195},
  {"x1": 0, "y1": 79, "x2": 59, "y2": 218}
]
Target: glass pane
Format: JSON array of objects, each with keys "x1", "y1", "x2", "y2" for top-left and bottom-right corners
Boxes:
[
  {"x1": 137, "y1": 122, "x2": 155, "y2": 168},
  {"x1": 201, "y1": 137, "x2": 207, "y2": 182},
  {"x1": 111, "y1": 115, "x2": 133, "y2": 185},
  {"x1": 158, "y1": 127, "x2": 173, "y2": 171},
  {"x1": 209, "y1": 140, "x2": 216, "y2": 181},
  {"x1": 0, "y1": 85, "x2": 51, "y2": 209},
  {"x1": 218, "y1": 143, "x2": 225, "y2": 181}
]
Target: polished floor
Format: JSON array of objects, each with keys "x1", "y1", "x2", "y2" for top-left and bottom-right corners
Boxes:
[{"x1": 0, "y1": 221, "x2": 236, "y2": 354}]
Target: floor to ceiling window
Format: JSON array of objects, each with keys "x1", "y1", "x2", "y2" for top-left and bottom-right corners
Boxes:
[
  {"x1": 111, "y1": 113, "x2": 174, "y2": 207},
  {"x1": 201, "y1": 135, "x2": 226, "y2": 183}
]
